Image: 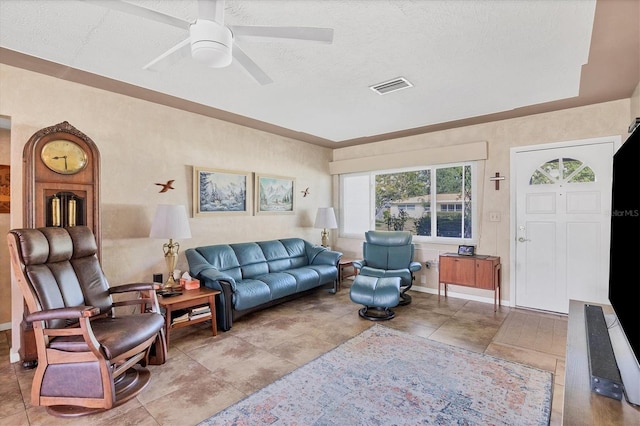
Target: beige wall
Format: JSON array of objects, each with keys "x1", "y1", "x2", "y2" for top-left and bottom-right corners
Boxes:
[
  {"x1": 0, "y1": 64, "x2": 333, "y2": 359},
  {"x1": 332, "y1": 98, "x2": 632, "y2": 302}
]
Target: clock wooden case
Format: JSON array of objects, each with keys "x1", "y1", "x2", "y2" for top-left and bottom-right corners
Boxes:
[{"x1": 23, "y1": 121, "x2": 101, "y2": 249}]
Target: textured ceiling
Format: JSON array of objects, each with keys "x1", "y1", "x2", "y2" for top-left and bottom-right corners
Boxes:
[{"x1": 0, "y1": 0, "x2": 638, "y2": 147}]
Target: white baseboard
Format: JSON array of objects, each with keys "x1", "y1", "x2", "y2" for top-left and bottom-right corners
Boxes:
[
  {"x1": 0, "y1": 323, "x2": 21, "y2": 364},
  {"x1": 410, "y1": 285, "x2": 511, "y2": 307},
  {"x1": 10, "y1": 348, "x2": 20, "y2": 363}
]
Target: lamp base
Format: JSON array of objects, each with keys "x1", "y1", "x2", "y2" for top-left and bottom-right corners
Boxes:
[
  {"x1": 163, "y1": 276, "x2": 180, "y2": 291},
  {"x1": 162, "y1": 241, "x2": 180, "y2": 290},
  {"x1": 321, "y1": 229, "x2": 329, "y2": 247}
]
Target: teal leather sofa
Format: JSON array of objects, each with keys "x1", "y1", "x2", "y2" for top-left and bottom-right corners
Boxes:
[{"x1": 186, "y1": 239, "x2": 342, "y2": 331}]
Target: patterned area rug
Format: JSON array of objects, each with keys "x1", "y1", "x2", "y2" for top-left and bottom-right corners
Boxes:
[{"x1": 199, "y1": 325, "x2": 552, "y2": 425}]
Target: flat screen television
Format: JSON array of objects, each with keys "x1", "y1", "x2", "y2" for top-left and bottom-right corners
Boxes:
[{"x1": 608, "y1": 122, "x2": 640, "y2": 404}]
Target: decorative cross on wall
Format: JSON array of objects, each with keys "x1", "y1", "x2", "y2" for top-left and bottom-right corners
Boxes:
[{"x1": 489, "y1": 172, "x2": 506, "y2": 190}]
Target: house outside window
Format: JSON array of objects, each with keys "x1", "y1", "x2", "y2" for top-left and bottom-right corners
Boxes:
[{"x1": 340, "y1": 162, "x2": 476, "y2": 241}]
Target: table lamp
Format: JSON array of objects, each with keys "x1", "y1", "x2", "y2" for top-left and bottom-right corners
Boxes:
[
  {"x1": 149, "y1": 204, "x2": 192, "y2": 290},
  {"x1": 314, "y1": 207, "x2": 338, "y2": 247}
]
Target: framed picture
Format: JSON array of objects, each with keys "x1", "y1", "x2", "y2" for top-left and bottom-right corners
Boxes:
[
  {"x1": 193, "y1": 167, "x2": 252, "y2": 216},
  {"x1": 0, "y1": 165, "x2": 9, "y2": 213},
  {"x1": 458, "y1": 245, "x2": 476, "y2": 256},
  {"x1": 255, "y1": 174, "x2": 295, "y2": 215}
]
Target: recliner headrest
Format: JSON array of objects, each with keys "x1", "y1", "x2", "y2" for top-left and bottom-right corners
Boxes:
[
  {"x1": 365, "y1": 230, "x2": 412, "y2": 246},
  {"x1": 9, "y1": 226, "x2": 97, "y2": 266},
  {"x1": 67, "y1": 226, "x2": 98, "y2": 258}
]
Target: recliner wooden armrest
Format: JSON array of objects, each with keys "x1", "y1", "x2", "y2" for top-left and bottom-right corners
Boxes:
[
  {"x1": 26, "y1": 306, "x2": 100, "y2": 322},
  {"x1": 109, "y1": 282, "x2": 160, "y2": 293}
]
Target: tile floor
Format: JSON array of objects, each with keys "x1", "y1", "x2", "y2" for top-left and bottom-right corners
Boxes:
[{"x1": 0, "y1": 283, "x2": 567, "y2": 425}]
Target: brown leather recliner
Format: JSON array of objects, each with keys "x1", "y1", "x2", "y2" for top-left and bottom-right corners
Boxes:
[{"x1": 7, "y1": 226, "x2": 167, "y2": 417}]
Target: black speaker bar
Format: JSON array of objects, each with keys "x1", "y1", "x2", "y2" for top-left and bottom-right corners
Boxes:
[{"x1": 584, "y1": 304, "x2": 624, "y2": 400}]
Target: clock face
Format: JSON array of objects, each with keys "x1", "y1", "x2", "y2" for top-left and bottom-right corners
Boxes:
[{"x1": 41, "y1": 140, "x2": 88, "y2": 175}]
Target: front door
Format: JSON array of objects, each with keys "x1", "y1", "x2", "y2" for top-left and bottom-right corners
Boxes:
[{"x1": 514, "y1": 140, "x2": 614, "y2": 313}]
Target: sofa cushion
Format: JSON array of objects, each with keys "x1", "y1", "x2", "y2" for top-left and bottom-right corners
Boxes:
[
  {"x1": 255, "y1": 272, "x2": 297, "y2": 299},
  {"x1": 232, "y1": 243, "x2": 269, "y2": 279},
  {"x1": 305, "y1": 264, "x2": 339, "y2": 285},
  {"x1": 285, "y1": 268, "x2": 320, "y2": 292},
  {"x1": 280, "y1": 239, "x2": 308, "y2": 269},
  {"x1": 233, "y1": 279, "x2": 271, "y2": 311},
  {"x1": 258, "y1": 240, "x2": 304, "y2": 272},
  {"x1": 197, "y1": 245, "x2": 243, "y2": 282}
]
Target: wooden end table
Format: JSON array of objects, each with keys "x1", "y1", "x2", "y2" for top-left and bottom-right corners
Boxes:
[
  {"x1": 157, "y1": 287, "x2": 220, "y2": 348},
  {"x1": 338, "y1": 258, "x2": 359, "y2": 290}
]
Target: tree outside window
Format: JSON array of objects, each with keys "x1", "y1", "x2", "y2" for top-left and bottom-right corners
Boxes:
[{"x1": 373, "y1": 164, "x2": 473, "y2": 239}]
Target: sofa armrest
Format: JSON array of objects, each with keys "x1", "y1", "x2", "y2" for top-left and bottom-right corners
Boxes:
[
  {"x1": 409, "y1": 261, "x2": 422, "y2": 273},
  {"x1": 198, "y1": 268, "x2": 237, "y2": 292},
  {"x1": 352, "y1": 260, "x2": 365, "y2": 271},
  {"x1": 197, "y1": 269, "x2": 235, "y2": 331},
  {"x1": 312, "y1": 249, "x2": 342, "y2": 266}
]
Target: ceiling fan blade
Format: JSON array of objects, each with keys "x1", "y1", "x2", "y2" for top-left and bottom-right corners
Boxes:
[
  {"x1": 232, "y1": 43, "x2": 273, "y2": 85},
  {"x1": 143, "y1": 38, "x2": 191, "y2": 71},
  {"x1": 198, "y1": 0, "x2": 225, "y2": 24},
  {"x1": 80, "y1": 0, "x2": 192, "y2": 30},
  {"x1": 231, "y1": 26, "x2": 334, "y2": 44}
]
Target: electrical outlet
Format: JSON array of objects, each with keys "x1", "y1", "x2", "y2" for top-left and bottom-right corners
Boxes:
[
  {"x1": 420, "y1": 275, "x2": 427, "y2": 284},
  {"x1": 489, "y1": 211, "x2": 501, "y2": 222}
]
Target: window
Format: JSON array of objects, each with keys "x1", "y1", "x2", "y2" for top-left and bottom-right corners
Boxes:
[
  {"x1": 530, "y1": 157, "x2": 596, "y2": 185},
  {"x1": 441, "y1": 204, "x2": 462, "y2": 212},
  {"x1": 397, "y1": 204, "x2": 416, "y2": 211},
  {"x1": 340, "y1": 162, "x2": 476, "y2": 241}
]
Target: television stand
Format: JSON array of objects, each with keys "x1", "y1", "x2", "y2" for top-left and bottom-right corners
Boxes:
[{"x1": 564, "y1": 300, "x2": 640, "y2": 425}]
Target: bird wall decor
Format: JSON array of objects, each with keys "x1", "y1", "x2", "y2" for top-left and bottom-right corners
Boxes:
[
  {"x1": 155, "y1": 180, "x2": 175, "y2": 193},
  {"x1": 301, "y1": 187, "x2": 310, "y2": 197}
]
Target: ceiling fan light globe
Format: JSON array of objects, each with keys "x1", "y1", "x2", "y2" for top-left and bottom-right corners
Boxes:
[
  {"x1": 190, "y1": 19, "x2": 233, "y2": 68},
  {"x1": 191, "y1": 41, "x2": 232, "y2": 67}
]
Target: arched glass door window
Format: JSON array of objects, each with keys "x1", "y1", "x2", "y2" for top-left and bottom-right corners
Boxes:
[{"x1": 529, "y1": 157, "x2": 596, "y2": 185}]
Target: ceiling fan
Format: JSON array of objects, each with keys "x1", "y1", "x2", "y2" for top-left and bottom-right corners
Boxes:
[{"x1": 82, "y1": 0, "x2": 334, "y2": 85}]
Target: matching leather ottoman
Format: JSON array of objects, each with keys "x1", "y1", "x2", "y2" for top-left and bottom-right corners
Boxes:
[{"x1": 349, "y1": 275, "x2": 400, "y2": 320}]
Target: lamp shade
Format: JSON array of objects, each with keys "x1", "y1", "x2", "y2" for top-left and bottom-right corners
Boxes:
[
  {"x1": 314, "y1": 207, "x2": 338, "y2": 229},
  {"x1": 149, "y1": 204, "x2": 192, "y2": 239}
]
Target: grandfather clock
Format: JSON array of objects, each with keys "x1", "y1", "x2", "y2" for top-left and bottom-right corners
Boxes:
[{"x1": 20, "y1": 121, "x2": 101, "y2": 367}]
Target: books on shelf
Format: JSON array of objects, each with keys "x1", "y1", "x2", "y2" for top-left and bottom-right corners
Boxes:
[
  {"x1": 190, "y1": 305, "x2": 211, "y2": 316},
  {"x1": 171, "y1": 311, "x2": 189, "y2": 325},
  {"x1": 189, "y1": 311, "x2": 211, "y2": 321},
  {"x1": 170, "y1": 305, "x2": 211, "y2": 325},
  {"x1": 189, "y1": 306, "x2": 211, "y2": 320}
]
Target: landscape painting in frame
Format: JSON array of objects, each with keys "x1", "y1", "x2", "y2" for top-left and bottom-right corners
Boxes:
[
  {"x1": 193, "y1": 167, "x2": 251, "y2": 216},
  {"x1": 256, "y1": 174, "x2": 295, "y2": 215}
]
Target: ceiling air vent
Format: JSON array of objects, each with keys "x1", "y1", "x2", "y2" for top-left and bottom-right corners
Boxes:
[{"x1": 370, "y1": 77, "x2": 413, "y2": 95}]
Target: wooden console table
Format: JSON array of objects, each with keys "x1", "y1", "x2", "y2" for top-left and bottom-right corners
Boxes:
[
  {"x1": 438, "y1": 253, "x2": 501, "y2": 311},
  {"x1": 563, "y1": 300, "x2": 639, "y2": 425}
]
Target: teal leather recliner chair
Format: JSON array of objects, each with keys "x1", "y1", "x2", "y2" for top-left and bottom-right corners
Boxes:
[{"x1": 352, "y1": 230, "x2": 422, "y2": 307}]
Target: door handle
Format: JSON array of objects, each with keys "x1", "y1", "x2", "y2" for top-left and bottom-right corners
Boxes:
[{"x1": 518, "y1": 237, "x2": 530, "y2": 242}]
